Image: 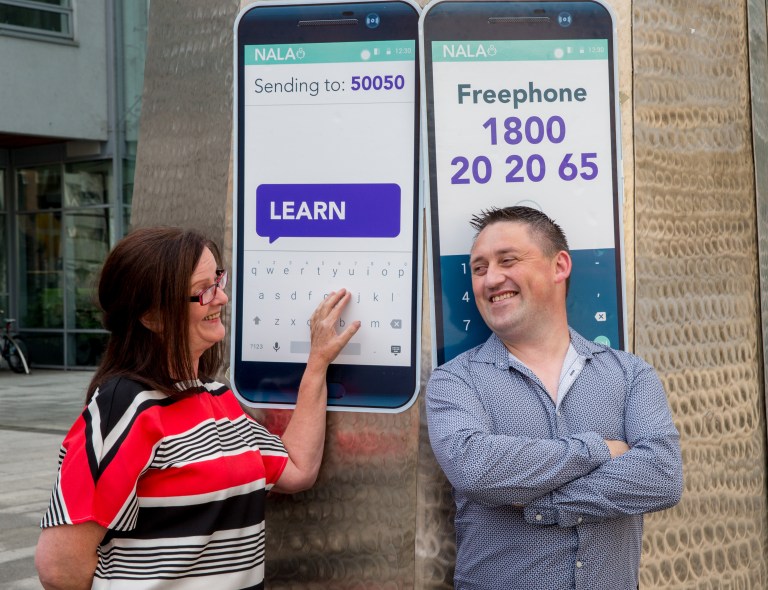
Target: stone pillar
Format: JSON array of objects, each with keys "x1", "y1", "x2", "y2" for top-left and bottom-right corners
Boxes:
[
  {"x1": 131, "y1": 1, "x2": 768, "y2": 587},
  {"x1": 633, "y1": 1, "x2": 768, "y2": 586}
]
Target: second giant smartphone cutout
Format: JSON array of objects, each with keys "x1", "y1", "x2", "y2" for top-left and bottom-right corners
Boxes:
[
  {"x1": 233, "y1": 1, "x2": 422, "y2": 412},
  {"x1": 421, "y1": 0, "x2": 626, "y2": 366}
]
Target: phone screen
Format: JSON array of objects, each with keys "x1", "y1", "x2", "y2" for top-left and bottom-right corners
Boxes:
[
  {"x1": 421, "y1": 0, "x2": 625, "y2": 365},
  {"x1": 233, "y1": 1, "x2": 421, "y2": 411}
]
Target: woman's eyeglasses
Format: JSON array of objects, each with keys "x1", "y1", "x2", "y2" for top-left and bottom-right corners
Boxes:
[{"x1": 189, "y1": 269, "x2": 228, "y2": 305}]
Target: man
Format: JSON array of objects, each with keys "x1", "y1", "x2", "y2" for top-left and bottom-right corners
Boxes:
[{"x1": 426, "y1": 206, "x2": 683, "y2": 590}]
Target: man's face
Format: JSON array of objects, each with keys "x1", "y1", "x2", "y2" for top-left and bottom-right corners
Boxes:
[{"x1": 469, "y1": 221, "x2": 568, "y2": 343}]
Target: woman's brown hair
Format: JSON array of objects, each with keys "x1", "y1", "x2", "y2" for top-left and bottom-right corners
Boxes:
[{"x1": 86, "y1": 227, "x2": 225, "y2": 402}]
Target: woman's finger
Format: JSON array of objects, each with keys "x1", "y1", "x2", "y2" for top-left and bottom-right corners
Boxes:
[{"x1": 311, "y1": 289, "x2": 347, "y2": 320}]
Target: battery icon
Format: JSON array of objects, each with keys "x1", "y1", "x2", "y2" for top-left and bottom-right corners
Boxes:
[{"x1": 373, "y1": 47, "x2": 380, "y2": 56}]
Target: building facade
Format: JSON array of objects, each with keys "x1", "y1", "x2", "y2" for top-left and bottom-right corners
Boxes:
[{"x1": 0, "y1": 0, "x2": 148, "y2": 368}]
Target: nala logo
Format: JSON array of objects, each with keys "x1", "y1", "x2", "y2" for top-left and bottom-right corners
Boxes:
[
  {"x1": 253, "y1": 46, "x2": 306, "y2": 61},
  {"x1": 442, "y1": 43, "x2": 497, "y2": 59}
]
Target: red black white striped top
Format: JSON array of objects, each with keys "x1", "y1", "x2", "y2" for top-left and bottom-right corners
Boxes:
[{"x1": 41, "y1": 377, "x2": 288, "y2": 590}]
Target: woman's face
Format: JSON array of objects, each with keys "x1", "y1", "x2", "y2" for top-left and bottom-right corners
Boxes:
[{"x1": 187, "y1": 247, "x2": 228, "y2": 362}]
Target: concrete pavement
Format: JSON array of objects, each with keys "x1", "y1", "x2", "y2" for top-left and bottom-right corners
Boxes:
[{"x1": 0, "y1": 369, "x2": 92, "y2": 589}]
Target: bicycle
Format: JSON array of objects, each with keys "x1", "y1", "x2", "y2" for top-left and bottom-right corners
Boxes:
[{"x1": 1, "y1": 311, "x2": 30, "y2": 374}]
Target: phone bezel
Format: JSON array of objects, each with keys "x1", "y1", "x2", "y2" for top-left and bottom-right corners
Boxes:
[
  {"x1": 232, "y1": 0, "x2": 423, "y2": 413},
  {"x1": 419, "y1": 0, "x2": 626, "y2": 367}
]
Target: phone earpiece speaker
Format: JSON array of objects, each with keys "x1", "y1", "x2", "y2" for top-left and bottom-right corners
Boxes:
[
  {"x1": 488, "y1": 17, "x2": 551, "y2": 25},
  {"x1": 298, "y1": 19, "x2": 358, "y2": 27}
]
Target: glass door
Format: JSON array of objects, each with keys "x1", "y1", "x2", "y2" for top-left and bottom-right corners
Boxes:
[
  {"x1": 16, "y1": 161, "x2": 114, "y2": 368},
  {"x1": 17, "y1": 165, "x2": 65, "y2": 366}
]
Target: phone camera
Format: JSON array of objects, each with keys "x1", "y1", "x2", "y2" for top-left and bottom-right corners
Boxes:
[
  {"x1": 365, "y1": 13, "x2": 380, "y2": 28},
  {"x1": 557, "y1": 12, "x2": 573, "y2": 27}
]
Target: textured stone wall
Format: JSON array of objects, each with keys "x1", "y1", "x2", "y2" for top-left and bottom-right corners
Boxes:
[
  {"x1": 633, "y1": 1, "x2": 768, "y2": 587},
  {"x1": 131, "y1": 0, "x2": 238, "y2": 249}
]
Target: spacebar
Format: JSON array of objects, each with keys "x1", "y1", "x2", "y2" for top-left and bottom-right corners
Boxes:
[{"x1": 290, "y1": 341, "x2": 361, "y2": 355}]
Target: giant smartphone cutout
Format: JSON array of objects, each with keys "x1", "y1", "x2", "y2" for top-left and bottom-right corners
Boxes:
[
  {"x1": 421, "y1": 0, "x2": 626, "y2": 366},
  {"x1": 233, "y1": 0, "x2": 422, "y2": 412}
]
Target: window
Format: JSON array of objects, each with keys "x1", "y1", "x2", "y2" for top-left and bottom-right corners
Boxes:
[{"x1": 0, "y1": 0, "x2": 73, "y2": 39}]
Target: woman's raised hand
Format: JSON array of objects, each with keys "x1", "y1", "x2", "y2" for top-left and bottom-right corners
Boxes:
[{"x1": 307, "y1": 289, "x2": 361, "y2": 368}]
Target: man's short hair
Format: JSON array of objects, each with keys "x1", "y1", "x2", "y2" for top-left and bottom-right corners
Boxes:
[{"x1": 470, "y1": 206, "x2": 569, "y2": 257}]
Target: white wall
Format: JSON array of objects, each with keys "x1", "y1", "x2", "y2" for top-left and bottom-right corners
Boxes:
[{"x1": 0, "y1": 0, "x2": 108, "y2": 141}]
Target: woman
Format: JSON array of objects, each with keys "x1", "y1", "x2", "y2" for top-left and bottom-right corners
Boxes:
[{"x1": 35, "y1": 227, "x2": 359, "y2": 589}]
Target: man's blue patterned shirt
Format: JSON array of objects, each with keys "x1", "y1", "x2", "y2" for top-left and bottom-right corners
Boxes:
[{"x1": 426, "y1": 329, "x2": 683, "y2": 590}]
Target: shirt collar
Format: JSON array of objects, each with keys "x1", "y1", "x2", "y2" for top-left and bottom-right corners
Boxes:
[{"x1": 472, "y1": 327, "x2": 608, "y2": 371}]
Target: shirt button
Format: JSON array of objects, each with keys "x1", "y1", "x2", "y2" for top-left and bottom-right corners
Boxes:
[
  {"x1": 535, "y1": 513, "x2": 543, "y2": 521},
  {"x1": 577, "y1": 517, "x2": 583, "y2": 524},
  {"x1": 576, "y1": 561, "x2": 584, "y2": 568}
]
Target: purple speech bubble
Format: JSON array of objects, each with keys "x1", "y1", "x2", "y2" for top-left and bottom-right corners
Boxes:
[{"x1": 256, "y1": 183, "x2": 401, "y2": 243}]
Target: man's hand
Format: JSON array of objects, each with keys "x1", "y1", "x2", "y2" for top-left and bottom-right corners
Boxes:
[{"x1": 605, "y1": 439, "x2": 630, "y2": 458}]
